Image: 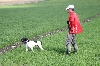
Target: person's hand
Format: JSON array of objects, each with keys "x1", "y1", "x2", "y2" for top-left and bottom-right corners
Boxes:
[
  {"x1": 67, "y1": 21, "x2": 69, "y2": 24},
  {"x1": 71, "y1": 27, "x2": 75, "y2": 30}
]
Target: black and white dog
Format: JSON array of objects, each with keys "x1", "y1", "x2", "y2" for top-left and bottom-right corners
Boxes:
[{"x1": 21, "y1": 38, "x2": 44, "y2": 52}]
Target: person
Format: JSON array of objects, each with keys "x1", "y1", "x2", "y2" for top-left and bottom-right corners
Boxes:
[{"x1": 66, "y1": 5, "x2": 83, "y2": 55}]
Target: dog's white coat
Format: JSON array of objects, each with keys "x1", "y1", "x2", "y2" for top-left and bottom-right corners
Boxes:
[{"x1": 26, "y1": 41, "x2": 44, "y2": 52}]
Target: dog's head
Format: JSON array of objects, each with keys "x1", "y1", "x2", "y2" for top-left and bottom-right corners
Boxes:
[{"x1": 21, "y1": 38, "x2": 29, "y2": 44}]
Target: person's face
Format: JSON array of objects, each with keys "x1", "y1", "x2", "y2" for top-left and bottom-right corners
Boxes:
[{"x1": 67, "y1": 9, "x2": 73, "y2": 13}]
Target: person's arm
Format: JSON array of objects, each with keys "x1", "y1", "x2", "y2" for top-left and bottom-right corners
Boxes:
[
  {"x1": 69, "y1": 13, "x2": 75, "y2": 30},
  {"x1": 69, "y1": 13, "x2": 75, "y2": 24}
]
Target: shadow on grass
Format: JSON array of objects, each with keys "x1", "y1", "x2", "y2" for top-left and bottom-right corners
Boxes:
[
  {"x1": 45, "y1": 46, "x2": 66, "y2": 55},
  {"x1": 45, "y1": 46, "x2": 79, "y2": 55}
]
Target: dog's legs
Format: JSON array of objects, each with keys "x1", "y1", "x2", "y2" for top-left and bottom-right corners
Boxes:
[
  {"x1": 26, "y1": 45, "x2": 28, "y2": 52},
  {"x1": 30, "y1": 47, "x2": 34, "y2": 52},
  {"x1": 38, "y1": 44, "x2": 44, "y2": 50},
  {"x1": 37, "y1": 41, "x2": 44, "y2": 50}
]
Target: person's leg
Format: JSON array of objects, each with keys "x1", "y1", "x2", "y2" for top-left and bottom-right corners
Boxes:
[
  {"x1": 72, "y1": 34, "x2": 78, "y2": 52},
  {"x1": 66, "y1": 33, "x2": 72, "y2": 54}
]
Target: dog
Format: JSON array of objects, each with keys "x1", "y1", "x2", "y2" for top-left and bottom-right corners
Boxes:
[{"x1": 21, "y1": 38, "x2": 44, "y2": 52}]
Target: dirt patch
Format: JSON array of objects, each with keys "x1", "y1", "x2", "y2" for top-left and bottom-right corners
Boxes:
[{"x1": 0, "y1": 0, "x2": 44, "y2": 6}]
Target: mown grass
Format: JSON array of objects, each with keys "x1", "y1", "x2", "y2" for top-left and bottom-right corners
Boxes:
[
  {"x1": 0, "y1": 0, "x2": 100, "y2": 48},
  {"x1": 0, "y1": 17, "x2": 100, "y2": 66}
]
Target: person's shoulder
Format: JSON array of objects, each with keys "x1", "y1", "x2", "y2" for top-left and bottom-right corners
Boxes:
[
  {"x1": 70, "y1": 11, "x2": 74, "y2": 14},
  {"x1": 70, "y1": 12, "x2": 75, "y2": 16},
  {"x1": 71, "y1": 11, "x2": 78, "y2": 16}
]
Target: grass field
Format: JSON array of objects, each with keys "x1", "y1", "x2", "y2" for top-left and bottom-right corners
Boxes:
[
  {"x1": 0, "y1": 0, "x2": 100, "y2": 66},
  {"x1": 0, "y1": 17, "x2": 100, "y2": 66},
  {"x1": 0, "y1": 0, "x2": 100, "y2": 48}
]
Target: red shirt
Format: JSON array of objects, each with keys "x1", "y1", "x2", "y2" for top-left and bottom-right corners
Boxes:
[{"x1": 69, "y1": 11, "x2": 83, "y2": 34}]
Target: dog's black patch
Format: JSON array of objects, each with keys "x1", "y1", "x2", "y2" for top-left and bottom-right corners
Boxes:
[
  {"x1": 34, "y1": 41, "x2": 37, "y2": 43},
  {"x1": 21, "y1": 38, "x2": 39, "y2": 43},
  {"x1": 41, "y1": 42, "x2": 42, "y2": 45},
  {"x1": 21, "y1": 38, "x2": 29, "y2": 44}
]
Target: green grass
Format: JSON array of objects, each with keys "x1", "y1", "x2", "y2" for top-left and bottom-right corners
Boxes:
[
  {"x1": 0, "y1": 0, "x2": 100, "y2": 48},
  {"x1": 0, "y1": 0, "x2": 100, "y2": 66},
  {"x1": 0, "y1": 17, "x2": 100, "y2": 66}
]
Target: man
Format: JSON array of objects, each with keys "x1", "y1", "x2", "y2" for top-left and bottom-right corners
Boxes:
[{"x1": 66, "y1": 5, "x2": 83, "y2": 55}]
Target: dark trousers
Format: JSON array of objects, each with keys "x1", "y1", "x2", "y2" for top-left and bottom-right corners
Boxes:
[{"x1": 66, "y1": 33, "x2": 78, "y2": 53}]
